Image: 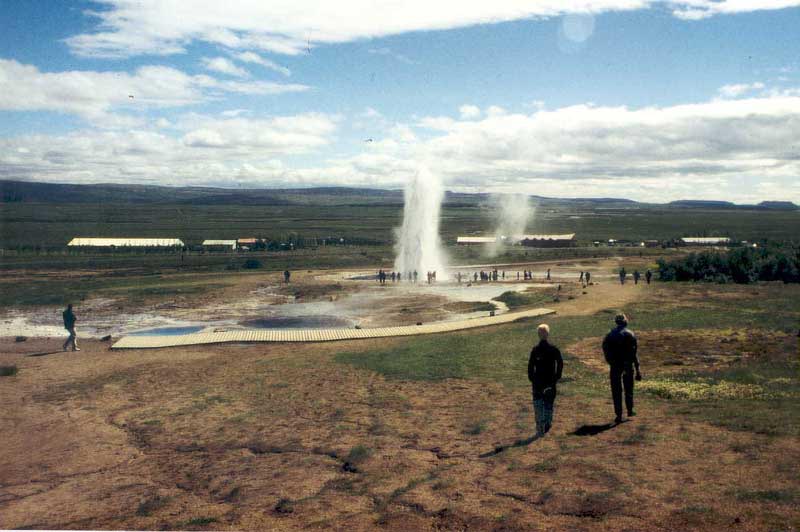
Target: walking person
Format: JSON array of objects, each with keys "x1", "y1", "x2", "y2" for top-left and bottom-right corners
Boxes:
[
  {"x1": 602, "y1": 314, "x2": 642, "y2": 424},
  {"x1": 645, "y1": 270, "x2": 652, "y2": 285},
  {"x1": 633, "y1": 270, "x2": 641, "y2": 285},
  {"x1": 585, "y1": 271, "x2": 591, "y2": 284},
  {"x1": 546, "y1": 268, "x2": 551, "y2": 280},
  {"x1": 619, "y1": 267, "x2": 627, "y2": 285},
  {"x1": 528, "y1": 324, "x2": 563, "y2": 437},
  {"x1": 284, "y1": 270, "x2": 291, "y2": 283},
  {"x1": 62, "y1": 303, "x2": 80, "y2": 352},
  {"x1": 579, "y1": 271, "x2": 585, "y2": 283}
]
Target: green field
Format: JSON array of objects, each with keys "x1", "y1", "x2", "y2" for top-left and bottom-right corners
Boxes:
[{"x1": 2, "y1": 196, "x2": 799, "y2": 250}]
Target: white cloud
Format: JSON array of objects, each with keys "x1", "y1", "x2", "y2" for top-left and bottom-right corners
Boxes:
[
  {"x1": 233, "y1": 52, "x2": 291, "y2": 77},
  {"x1": 201, "y1": 57, "x2": 250, "y2": 77},
  {"x1": 0, "y1": 112, "x2": 339, "y2": 187},
  {"x1": 63, "y1": 1, "x2": 800, "y2": 59},
  {"x1": 671, "y1": 0, "x2": 800, "y2": 20},
  {"x1": 0, "y1": 59, "x2": 309, "y2": 126},
  {"x1": 3, "y1": 91, "x2": 800, "y2": 202},
  {"x1": 459, "y1": 105, "x2": 481, "y2": 120},
  {"x1": 717, "y1": 81, "x2": 765, "y2": 98}
]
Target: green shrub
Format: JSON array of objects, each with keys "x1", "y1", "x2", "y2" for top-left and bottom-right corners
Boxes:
[
  {"x1": 658, "y1": 243, "x2": 800, "y2": 284},
  {"x1": 0, "y1": 365, "x2": 18, "y2": 377}
]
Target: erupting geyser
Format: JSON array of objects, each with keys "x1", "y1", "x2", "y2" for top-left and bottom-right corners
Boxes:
[{"x1": 394, "y1": 166, "x2": 448, "y2": 279}]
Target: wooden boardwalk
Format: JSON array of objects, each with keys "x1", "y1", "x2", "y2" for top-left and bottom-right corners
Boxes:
[{"x1": 111, "y1": 307, "x2": 555, "y2": 349}]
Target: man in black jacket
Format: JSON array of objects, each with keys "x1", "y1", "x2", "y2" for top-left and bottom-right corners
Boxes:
[
  {"x1": 528, "y1": 324, "x2": 564, "y2": 436},
  {"x1": 62, "y1": 303, "x2": 80, "y2": 352},
  {"x1": 602, "y1": 313, "x2": 641, "y2": 423}
]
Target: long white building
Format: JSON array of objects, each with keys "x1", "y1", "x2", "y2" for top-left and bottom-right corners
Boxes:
[{"x1": 67, "y1": 238, "x2": 184, "y2": 247}]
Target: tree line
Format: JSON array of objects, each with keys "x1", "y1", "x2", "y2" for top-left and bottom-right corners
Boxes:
[{"x1": 657, "y1": 243, "x2": 800, "y2": 283}]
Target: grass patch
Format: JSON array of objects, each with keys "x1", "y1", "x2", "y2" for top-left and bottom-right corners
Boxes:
[
  {"x1": 733, "y1": 489, "x2": 797, "y2": 504},
  {"x1": 464, "y1": 420, "x2": 488, "y2": 435},
  {"x1": 181, "y1": 516, "x2": 218, "y2": 527},
  {"x1": 345, "y1": 444, "x2": 372, "y2": 465},
  {"x1": 0, "y1": 365, "x2": 18, "y2": 377},
  {"x1": 136, "y1": 495, "x2": 169, "y2": 516},
  {"x1": 442, "y1": 301, "x2": 497, "y2": 313}
]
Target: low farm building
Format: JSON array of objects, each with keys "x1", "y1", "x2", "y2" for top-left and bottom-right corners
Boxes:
[
  {"x1": 68, "y1": 238, "x2": 184, "y2": 248},
  {"x1": 518, "y1": 234, "x2": 576, "y2": 247},
  {"x1": 237, "y1": 238, "x2": 258, "y2": 247},
  {"x1": 202, "y1": 239, "x2": 237, "y2": 251},
  {"x1": 681, "y1": 237, "x2": 731, "y2": 246},
  {"x1": 456, "y1": 236, "x2": 498, "y2": 245}
]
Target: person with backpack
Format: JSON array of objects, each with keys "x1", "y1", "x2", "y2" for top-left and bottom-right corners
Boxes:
[
  {"x1": 62, "y1": 303, "x2": 80, "y2": 352},
  {"x1": 528, "y1": 324, "x2": 564, "y2": 436},
  {"x1": 602, "y1": 314, "x2": 641, "y2": 423}
]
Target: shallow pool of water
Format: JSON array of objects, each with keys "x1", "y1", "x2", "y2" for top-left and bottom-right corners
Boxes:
[{"x1": 129, "y1": 326, "x2": 206, "y2": 336}]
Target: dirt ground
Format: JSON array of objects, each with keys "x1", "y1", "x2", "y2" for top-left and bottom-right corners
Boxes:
[{"x1": 1, "y1": 261, "x2": 798, "y2": 531}]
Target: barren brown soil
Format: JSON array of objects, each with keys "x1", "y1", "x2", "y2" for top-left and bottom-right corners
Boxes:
[{"x1": 1, "y1": 267, "x2": 798, "y2": 531}]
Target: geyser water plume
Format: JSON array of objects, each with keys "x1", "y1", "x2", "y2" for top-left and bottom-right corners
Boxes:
[
  {"x1": 487, "y1": 194, "x2": 533, "y2": 257},
  {"x1": 394, "y1": 166, "x2": 448, "y2": 279}
]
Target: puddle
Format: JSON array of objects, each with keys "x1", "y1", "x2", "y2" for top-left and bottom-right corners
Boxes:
[{"x1": 129, "y1": 326, "x2": 206, "y2": 336}]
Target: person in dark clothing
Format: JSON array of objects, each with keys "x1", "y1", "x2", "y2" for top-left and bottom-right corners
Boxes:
[
  {"x1": 645, "y1": 270, "x2": 652, "y2": 284},
  {"x1": 528, "y1": 324, "x2": 564, "y2": 436},
  {"x1": 602, "y1": 314, "x2": 642, "y2": 423},
  {"x1": 619, "y1": 267, "x2": 627, "y2": 285},
  {"x1": 62, "y1": 303, "x2": 80, "y2": 352},
  {"x1": 633, "y1": 270, "x2": 641, "y2": 285},
  {"x1": 585, "y1": 271, "x2": 591, "y2": 284},
  {"x1": 284, "y1": 270, "x2": 291, "y2": 283}
]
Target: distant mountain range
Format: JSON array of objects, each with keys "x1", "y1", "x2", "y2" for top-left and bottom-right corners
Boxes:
[{"x1": 0, "y1": 180, "x2": 797, "y2": 210}]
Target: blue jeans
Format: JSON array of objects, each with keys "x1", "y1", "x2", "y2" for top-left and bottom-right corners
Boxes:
[{"x1": 533, "y1": 395, "x2": 555, "y2": 435}]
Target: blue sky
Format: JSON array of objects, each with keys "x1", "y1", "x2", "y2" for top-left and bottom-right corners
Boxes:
[{"x1": 1, "y1": 0, "x2": 799, "y2": 202}]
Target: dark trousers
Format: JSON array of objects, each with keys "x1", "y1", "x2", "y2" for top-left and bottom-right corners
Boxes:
[{"x1": 610, "y1": 365, "x2": 634, "y2": 416}]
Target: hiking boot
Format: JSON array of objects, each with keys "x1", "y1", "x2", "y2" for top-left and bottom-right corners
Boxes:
[
  {"x1": 73, "y1": 348, "x2": 81, "y2": 351},
  {"x1": 627, "y1": 410, "x2": 636, "y2": 417},
  {"x1": 614, "y1": 416, "x2": 623, "y2": 424}
]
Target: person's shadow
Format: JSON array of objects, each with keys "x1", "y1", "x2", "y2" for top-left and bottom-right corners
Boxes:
[
  {"x1": 572, "y1": 421, "x2": 625, "y2": 436},
  {"x1": 479, "y1": 434, "x2": 542, "y2": 458},
  {"x1": 27, "y1": 350, "x2": 65, "y2": 357}
]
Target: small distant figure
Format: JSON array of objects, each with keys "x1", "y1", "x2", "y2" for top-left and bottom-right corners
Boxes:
[
  {"x1": 413, "y1": 270, "x2": 418, "y2": 283},
  {"x1": 619, "y1": 267, "x2": 627, "y2": 285},
  {"x1": 585, "y1": 271, "x2": 591, "y2": 284},
  {"x1": 602, "y1": 314, "x2": 642, "y2": 424},
  {"x1": 493, "y1": 269, "x2": 498, "y2": 282},
  {"x1": 457, "y1": 272, "x2": 462, "y2": 284},
  {"x1": 645, "y1": 270, "x2": 652, "y2": 285},
  {"x1": 546, "y1": 268, "x2": 551, "y2": 281},
  {"x1": 474, "y1": 272, "x2": 478, "y2": 282},
  {"x1": 633, "y1": 270, "x2": 641, "y2": 285},
  {"x1": 517, "y1": 271, "x2": 520, "y2": 280},
  {"x1": 391, "y1": 271, "x2": 396, "y2": 283},
  {"x1": 284, "y1": 270, "x2": 291, "y2": 283},
  {"x1": 502, "y1": 271, "x2": 505, "y2": 280},
  {"x1": 528, "y1": 323, "x2": 563, "y2": 437},
  {"x1": 579, "y1": 271, "x2": 585, "y2": 283},
  {"x1": 398, "y1": 272, "x2": 403, "y2": 282},
  {"x1": 378, "y1": 269, "x2": 385, "y2": 285},
  {"x1": 62, "y1": 303, "x2": 80, "y2": 352}
]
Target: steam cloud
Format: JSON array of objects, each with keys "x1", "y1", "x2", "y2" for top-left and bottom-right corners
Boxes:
[
  {"x1": 394, "y1": 165, "x2": 448, "y2": 279},
  {"x1": 486, "y1": 194, "x2": 533, "y2": 257}
]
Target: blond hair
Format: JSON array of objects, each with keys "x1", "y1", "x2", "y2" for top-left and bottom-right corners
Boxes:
[{"x1": 537, "y1": 323, "x2": 550, "y2": 339}]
